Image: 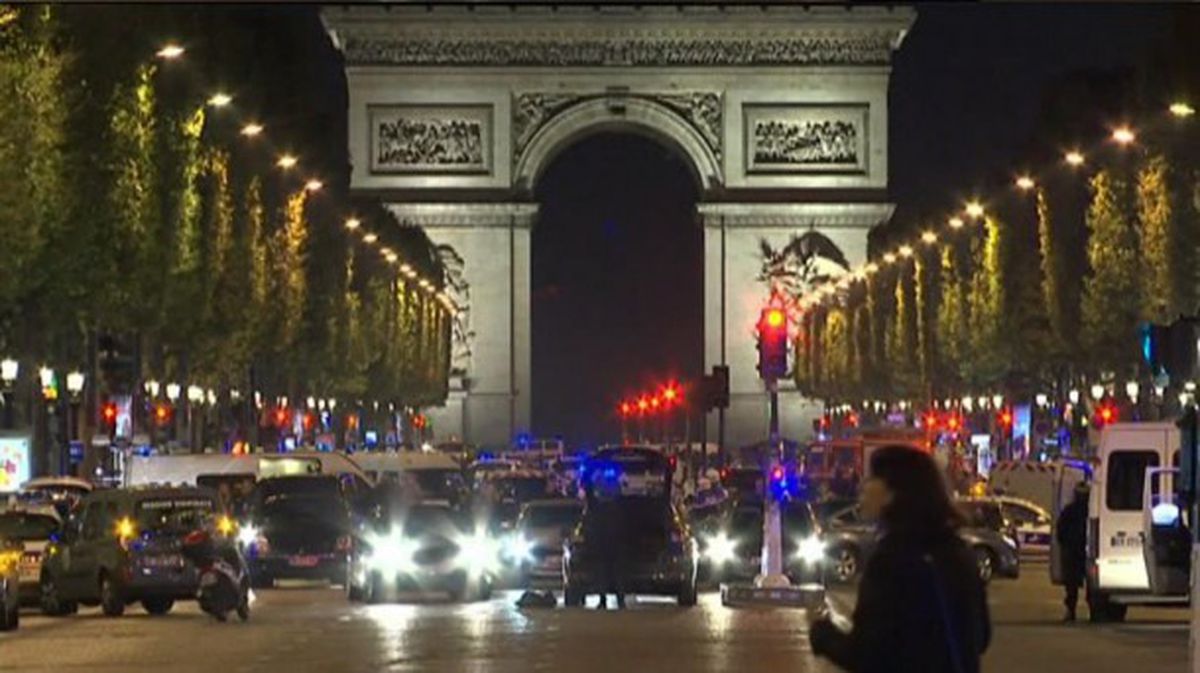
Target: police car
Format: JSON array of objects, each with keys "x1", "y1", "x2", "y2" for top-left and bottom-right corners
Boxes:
[{"x1": 0, "y1": 505, "x2": 61, "y2": 605}]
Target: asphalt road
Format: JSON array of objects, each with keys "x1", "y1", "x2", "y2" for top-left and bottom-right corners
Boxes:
[{"x1": 0, "y1": 562, "x2": 1188, "y2": 673}]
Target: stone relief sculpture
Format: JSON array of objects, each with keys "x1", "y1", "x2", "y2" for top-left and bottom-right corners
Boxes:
[
  {"x1": 343, "y1": 36, "x2": 897, "y2": 68},
  {"x1": 513, "y1": 91, "x2": 722, "y2": 161},
  {"x1": 436, "y1": 244, "x2": 474, "y2": 376},
  {"x1": 370, "y1": 105, "x2": 491, "y2": 173},
  {"x1": 757, "y1": 230, "x2": 851, "y2": 298},
  {"x1": 753, "y1": 119, "x2": 858, "y2": 166}
]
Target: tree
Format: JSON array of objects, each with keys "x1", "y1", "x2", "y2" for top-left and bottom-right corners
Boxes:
[
  {"x1": 1137, "y1": 153, "x2": 1196, "y2": 323},
  {"x1": 914, "y1": 248, "x2": 939, "y2": 393},
  {"x1": 936, "y1": 240, "x2": 969, "y2": 393},
  {"x1": 887, "y1": 261, "x2": 919, "y2": 398},
  {"x1": 1081, "y1": 169, "x2": 1142, "y2": 377},
  {"x1": 965, "y1": 216, "x2": 1005, "y2": 388}
]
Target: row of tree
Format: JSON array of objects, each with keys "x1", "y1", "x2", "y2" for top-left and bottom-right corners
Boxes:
[
  {"x1": 0, "y1": 6, "x2": 451, "y2": 411},
  {"x1": 795, "y1": 134, "x2": 1199, "y2": 404}
]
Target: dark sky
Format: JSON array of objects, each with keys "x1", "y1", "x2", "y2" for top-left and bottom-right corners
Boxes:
[{"x1": 528, "y1": 4, "x2": 1172, "y2": 443}]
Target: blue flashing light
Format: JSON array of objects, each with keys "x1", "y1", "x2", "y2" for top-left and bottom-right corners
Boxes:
[{"x1": 478, "y1": 451, "x2": 494, "y2": 461}]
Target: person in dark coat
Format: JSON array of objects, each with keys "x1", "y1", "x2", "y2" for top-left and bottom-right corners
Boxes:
[
  {"x1": 583, "y1": 468, "x2": 628, "y2": 609},
  {"x1": 1056, "y1": 483, "x2": 1090, "y2": 622},
  {"x1": 809, "y1": 446, "x2": 991, "y2": 673}
]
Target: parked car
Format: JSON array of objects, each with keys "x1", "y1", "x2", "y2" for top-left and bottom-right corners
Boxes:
[
  {"x1": 240, "y1": 475, "x2": 353, "y2": 587},
  {"x1": 503, "y1": 498, "x2": 583, "y2": 588},
  {"x1": 959, "y1": 495, "x2": 1051, "y2": 556},
  {"x1": 820, "y1": 503, "x2": 1019, "y2": 584},
  {"x1": 0, "y1": 538, "x2": 20, "y2": 630},
  {"x1": 39, "y1": 486, "x2": 217, "y2": 617},
  {"x1": 0, "y1": 505, "x2": 62, "y2": 604}
]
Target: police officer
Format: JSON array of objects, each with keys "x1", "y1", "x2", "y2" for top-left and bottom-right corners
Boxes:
[
  {"x1": 1056, "y1": 483, "x2": 1090, "y2": 622},
  {"x1": 584, "y1": 465, "x2": 628, "y2": 609}
]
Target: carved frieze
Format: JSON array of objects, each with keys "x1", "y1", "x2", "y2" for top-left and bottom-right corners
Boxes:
[
  {"x1": 369, "y1": 104, "x2": 493, "y2": 174},
  {"x1": 341, "y1": 35, "x2": 899, "y2": 68}
]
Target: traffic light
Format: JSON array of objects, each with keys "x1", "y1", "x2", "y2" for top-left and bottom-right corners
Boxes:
[
  {"x1": 102, "y1": 402, "x2": 118, "y2": 433},
  {"x1": 701, "y1": 365, "x2": 730, "y2": 412},
  {"x1": 757, "y1": 306, "x2": 789, "y2": 381},
  {"x1": 154, "y1": 403, "x2": 172, "y2": 426},
  {"x1": 1095, "y1": 403, "x2": 1117, "y2": 427}
]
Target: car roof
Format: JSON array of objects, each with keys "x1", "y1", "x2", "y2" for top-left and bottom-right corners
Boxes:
[
  {"x1": 86, "y1": 485, "x2": 214, "y2": 501},
  {"x1": 0, "y1": 504, "x2": 61, "y2": 521},
  {"x1": 21, "y1": 476, "x2": 94, "y2": 491},
  {"x1": 524, "y1": 498, "x2": 581, "y2": 509}
]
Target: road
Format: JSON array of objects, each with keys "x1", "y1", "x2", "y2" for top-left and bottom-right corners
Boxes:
[{"x1": 0, "y1": 562, "x2": 1187, "y2": 673}]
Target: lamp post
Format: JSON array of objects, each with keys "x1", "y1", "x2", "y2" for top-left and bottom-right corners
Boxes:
[
  {"x1": 65, "y1": 371, "x2": 84, "y2": 475},
  {"x1": 1, "y1": 358, "x2": 17, "y2": 429},
  {"x1": 187, "y1": 385, "x2": 203, "y2": 451}
]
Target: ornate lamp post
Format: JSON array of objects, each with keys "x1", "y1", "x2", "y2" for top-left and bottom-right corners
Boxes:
[{"x1": 0, "y1": 358, "x2": 17, "y2": 429}]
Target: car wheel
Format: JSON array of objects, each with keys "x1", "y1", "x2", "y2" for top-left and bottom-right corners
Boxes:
[
  {"x1": 677, "y1": 581, "x2": 698, "y2": 608},
  {"x1": 142, "y1": 598, "x2": 174, "y2": 616},
  {"x1": 99, "y1": 574, "x2": 125, "y2": 618},
  {"x1": 563, "y1": 585, "x2": 584, "y2": 607},
  {"x1": 1087, "y1": 591, "x2": 1128, "y2": 623},
  {"x1": 39, "y1": 572, "x2": 78, "y2": 617},
  {"x1": 830, "y1": 546, "x2": 860, "y2": 584},
  {"x1": 973, "y1": 547, "x2": 995, "y2": 584}
]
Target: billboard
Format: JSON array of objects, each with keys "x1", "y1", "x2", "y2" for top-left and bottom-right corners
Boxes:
[{"x1": 0, "y1": 433, "x2": 33, "y2": 493}]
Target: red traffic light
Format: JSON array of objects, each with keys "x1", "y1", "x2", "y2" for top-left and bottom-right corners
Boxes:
[
  {"x1": 102, "y1": 402, "x2": 118, "y2": 425},
  {"x1": 923, "y1": 411, "x2": 939, "y2": 429},
  {"x1": 765, "y1": 308, "x2": 785, "y2": 329},
  {"x1": 1097, "y1": 404, "x2": 1116, "y2": 425},
  {"x1": 619, "y1": 401, "x2": 632, "y2": 417},
  {"x1": 946, "y1": 415, "x2": 961, "y2": 431},
  {"x1": 154, "y1": 403, "x2": 171, "y2": 424},
  {"x1": 662, "y1": 384, "x2": 679, "y2": 404},
  {"x1": 274, "y1": 408, "x2": 289, "y2": 427},
  {"x1": 636, "y1": 397, "x2": 649, "y2": 413},
  {"x1": 997, "y1": 409, "x2": 1013, "y2": 428},
  {"x1": 757, "y1": 304, "x2": 789, "y2": 380}
]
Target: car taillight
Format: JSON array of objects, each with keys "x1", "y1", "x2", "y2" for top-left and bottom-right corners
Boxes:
[{"x1": 337, "y1": 535, "x2": 352, "y2": 552}]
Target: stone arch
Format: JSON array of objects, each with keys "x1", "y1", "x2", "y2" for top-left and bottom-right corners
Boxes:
[{"x1": 513, "y1": 96, "x2": 722, "y2": 194}]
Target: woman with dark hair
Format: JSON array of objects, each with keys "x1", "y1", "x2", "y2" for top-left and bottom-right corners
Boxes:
[{"x1": 809, "y1": 445, "x2": 991, "y2": 673}]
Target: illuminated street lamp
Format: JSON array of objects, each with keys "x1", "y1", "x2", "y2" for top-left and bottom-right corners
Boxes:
[
  {"x1": 948, "y1": 216, "x2": 965, "y2": 229},
  {"x1": 187, "y1": 385, "x2": 204, "y2": 404},
  {"x1": 1065, "y1": 150, "x2": 1085, "y2": 167},
  {"x1": 1110, "y1": 126, "x2": 1136, "y2": 145},
  {"x1": 964, "y1": 201, "x2": 985, "y2": 219},
  {"x1": 1170, "y1": 102, "x2": 1195, "y2": 118},
  {"x1": 882, "y1": 252, "x2": 897, "y2": 264},
  {"x1": 1035, "y1": 393, "x2": 1048, "y2": 408},
  {"x1": 921, "y1": 231, "x2": 937, "y2": 245},
  {"x1": 1090, "y1": 384, "x2": 1105, "y2": 401},
  {"x1": 66, "y1": 371, "x2": 85, "y2": 396},
  {"x1": 207, "y1": 93, "x2": 233, "y2": 108},
  {"x1": 156, "y1": 44, "x2": 185, "y2": 60},
  {"x1": 1068, "y1": 389, "x2": 1080, "y2": 405},
  {"x1": 166, "y1": 383, "x2": 181, "y2": 402},
  {"x1": 363, "y1": 233, "x2": 378, "y2": 244},
  {"x1": 0, "y1": 358, "x2": 17, "y2": 385},
  {"x1": 344, "y1": 217, "x2": 361, "y2": 231},
  {"x1": 276, "y1": 154, "x2": 298, "y2": 169},
  {"x1": 304, "y1": 179, "x2": 323, "y2": 192},
  {"x1": 898, "y1": 245, "x2": 914, "y2": 258},
  {"x1": 144, "y1": 379, "x2": 161, "y2": 398},
  {"x1": 240, "y1": 123, "x2": 264, "y2": 137},
  {"x1": 1015, "y1": 175, "x2": 1035, "y2": 190},
  {"x1": 1125, "y1": 381, "x2": 1140, "y2": 401}
]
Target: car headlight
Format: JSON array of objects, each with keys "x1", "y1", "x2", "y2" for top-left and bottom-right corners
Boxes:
[
  {"x1": 236, "y1": 524, "x2": 260, "y2": 548},
  {"x1": 363, "y1": 533, "x2": 420, "y2": 575},
  {"x1": 796, "y1": 535, "x2": 825, "y2": 564},
  {"x1": 456, "y1": 533, "x2": 501, "y2": 575},
  {"x1": 502, "y1": 535, "x2": 534, "y2": 565},
  {"x1": 703, "y1": 532, "x2": 738, "y2": 565}
]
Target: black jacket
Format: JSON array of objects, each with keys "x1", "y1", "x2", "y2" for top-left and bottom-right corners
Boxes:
[
  {"x1": 1055, "y1": 498, "x2": 1088, "y2": 578},
  {"x1": 811, "y1": 528, "x2": 991, "y2": 673}
]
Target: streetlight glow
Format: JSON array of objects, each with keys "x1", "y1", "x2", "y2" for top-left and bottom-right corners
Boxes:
[
  {"x1": 344, "y1": 217, "x2": 361, "y2": 230},
  {"x1": 1015, "y1": 175, "x2": 1035, "y2": 190},
  {"x1": 385, "y1": 252, "x2": 399, "y2": 263},
  {"x1": 882, "y1": 252, "x2": 897, "y2": 264},
  {"x1": 304, "y1": 179, "x2": 323, "y2": 192},
  {"x1": 964, "y1": 201, "x2": 985, "y2": 219},
  {"x1": 240, "y1": 123, "x2": 264, "y2": 137},
  {"x1": 921, "y1": 231, "x2": 937, "y2": 244},
  {"x1": 864, "y1": 262, "x2": 879, "y2": 275},
  {"x1": 166, "y1": 382, "x2": 181, "y2": 402},
  {"x1": 66, "y1": 371, "x2": 85, "y2": 395},
  {"x1": 898, "y1": 245, "x2": 914, "y2": 258},
  {"x1": 1170, "y1": 102, "x2": 1195, "y2": 118},
  {"x1": 276, "y1": 154, "x2": 298, "y2": 169},
  {"x1": 948, "y1": 216, "x2": 964, "y2": 229},
  {"x1": 1065, "y1": 150, "x2": 1085, "y2": 167},
  {"x1": 362, "y1": 233, "x2": 378, "y2": 244},
  {"x1": 156, "y1": 44, "x2": 185, "y2": 60},
  {"x1": 1111, "y1": 126, "x2": 1136, "y2": 145},
  {"x1": 207, "y1": 92, "x2": 233, "y2": 108},
  {"x1": 0, "y1": 358, "x2": 17, "y2": 383}
]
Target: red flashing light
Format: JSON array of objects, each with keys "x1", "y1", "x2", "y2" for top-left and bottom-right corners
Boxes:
[
  {"x1": 154, "y1": 403, "x2": 171, "y2": 424},
  {"x1": 102, "y1": 402, "x2": 118, "y2": 425},
  {"x1": 274, "y1": 408, "x2": 289, "y2": 427},
  {"x1": 650, "y1": 396, "x2": 662, "y2": 411},
  {"x1": 946, "y1": 415, "x2": 961, "y2": 431},
  {"x1": 637, "y1": 397, "x2": 649, "y2": 413},
  {"x1": 663, "y1": 385, "x2": 678, "y2": 404},
  {"x1": 619, "y1": 402, "x2": 632, "y2": 417},
  {"x1": 1098, "y1": 405, "x2": 1116, "y2": 424},
  {"x1": 771, "y1": 466, "x2": 785, "y2": 482},
  {"x1": 819, "y1": 415, "x2": 831, "y2": 429},
  {"x1": 847, "y1": 412, "x2": 860, "y2": 428},
  {"x1": 765, "y1": 308, "x2": 785, "y2": 329},
  {"x1": 998, "y1": 410, "x2": 1013, "y2": 428},
  {"x1": 923, "y1": 411, "x2": 939, "y2": 429}
]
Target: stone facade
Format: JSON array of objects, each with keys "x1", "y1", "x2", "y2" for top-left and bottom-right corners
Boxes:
[{"x1": 326, "y1": 4, "x2": 913, "y2": 449}]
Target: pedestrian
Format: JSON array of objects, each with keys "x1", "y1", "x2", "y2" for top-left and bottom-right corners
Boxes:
[
  {"x1": 809, "y1": 445, "x2": 991, "y2": 673},
  {"x1": 1056, "y1": 482, "x2": 1090, "y2": 622},
  {"x1": 583, "y1": 465, "x2": 628, "y2": 609}
]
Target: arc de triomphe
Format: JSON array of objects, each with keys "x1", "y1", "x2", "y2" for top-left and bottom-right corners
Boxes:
[{"x1": 324, "y1": 5, "x2": 913, "y2": 449}]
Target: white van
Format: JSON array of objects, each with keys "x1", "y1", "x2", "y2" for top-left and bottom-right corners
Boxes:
[
  {"x1": 353, "y1": 451, "x2": 465, "y2": 502},
  {"x1": 125, "y1": 451, "x2": 373, "y2": 490},
  {"x1": 1084, "y1": 422, "x2": 1188, "y2": 621}
]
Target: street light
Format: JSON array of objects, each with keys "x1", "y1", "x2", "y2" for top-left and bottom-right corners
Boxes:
[
  {"x1": 947, "y1": 216, "x2": 964, "y2": 230},
  {"x1": 991, "y1": 394, "x2": 1003, "y2": 409},
  {"x1": 240, "y1": 123, "x2": 264, "y2": 137},
  {"x1": 921, "y1": 231, "x2": 938, "y2": 244},
  {"x1": 65, "y1": 371, "x2": 85, "y2": 396},
  {"x1": 1035, "y1": 393, "x2": 1048, "y2": 407},
  {"x1": 38, "y1": 366, "x2": 54, "y2": 390},
  {"x1": 1015, "y1": 175, "x2": 1035, "y2": 190},
  {"x1": 207, "y1": 93, "x2": 233, "y2": 108},
  {"x1": 1068, "y1": 389, "x2": 1080, "y2": 405},
  {"x1": 1125, "y1": 381, "x2": 1140, "y2": 400},
  {"x1": 882, "y1": 252, "x2": 897, "y2": 264},
  {"x1": 144, "y1": 379, "x2": 161, "y2": 398},
  {"x1": 964, "y1": 201, "x2": 985, "y2": 219},
  {"x1": 898, "y1": 245, "x2": 914, "y2": 258},
  {"x1": 1065, "y1": 150, "x2": 1085, "y2": 167},
  {"x1": 276, "y1": 154, "x2": 298, "y2": 169},
  {"x1": 1111, "y1": 126, "x2": 1136, "y2": 145},
  {"x1": 1090, "y1": 384, "x2": 1105, "y2": 401},
  {"x1": 1170, "y1": 102, "x2": 1195, "y2": 118},
  {"x1": 187, "y1": 385, "x2": 204, "y2": 404},
  {"x1": 344, "y1": 217, "x2": 361, "y2": 231},
  {"x1": 363, "y1": 233, "x2": 378, "y2": 244},
  {"x1": 156, "y1": 44, "x2": 185, "y2": 60},
  {"x1": 304, "y1": 179, "x2": 323, "y2": 192},
  {"x1": 166, "y1": 383, "x2": 181, "y2": 402}
]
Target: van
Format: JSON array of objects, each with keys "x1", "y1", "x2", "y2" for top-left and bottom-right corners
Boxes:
[
  {"x1": 125, "y1": 452, "x2": 373, "y2": 491},
  {"x1": 1082, "y1": 422, "x2": 1188, "y2": 621},
  {"x1": 353, "y1": 451, "x2": 466, "y2": 503}
]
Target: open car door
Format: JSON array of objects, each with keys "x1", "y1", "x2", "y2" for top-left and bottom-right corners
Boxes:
[
  {"x1": 1141, "y1": 466, "x2": 1190, "y2": 596},
  {"x1": 1049, "y1": 462, "x2": 1088, "y2": 585}
]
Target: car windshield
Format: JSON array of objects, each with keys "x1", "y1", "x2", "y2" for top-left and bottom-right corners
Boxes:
[
  {"x1": 410, "y1": 469, "x2": 464, "y2": 497},
  {"x1": 397, "y1": 505, "x2": 468, "y2": 538},
  {"x1": 525, "y1": 504, "x2": 582, "y2": 528},
  {"x1": 135, "y1": 497, "x2": 215, "y2": 532},
  {"x1": 493, "y1": 476, "x2": 549, "y2": 501},
  {"x1": 961, "y1": 501, "x2": 1006, "y2": 530},
  {"x1": 0, "y1": 512, "x2": 58, "y2": 540},
  {"x1": 261, "y1": 494, "x2": 346, "y2": 521}
]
